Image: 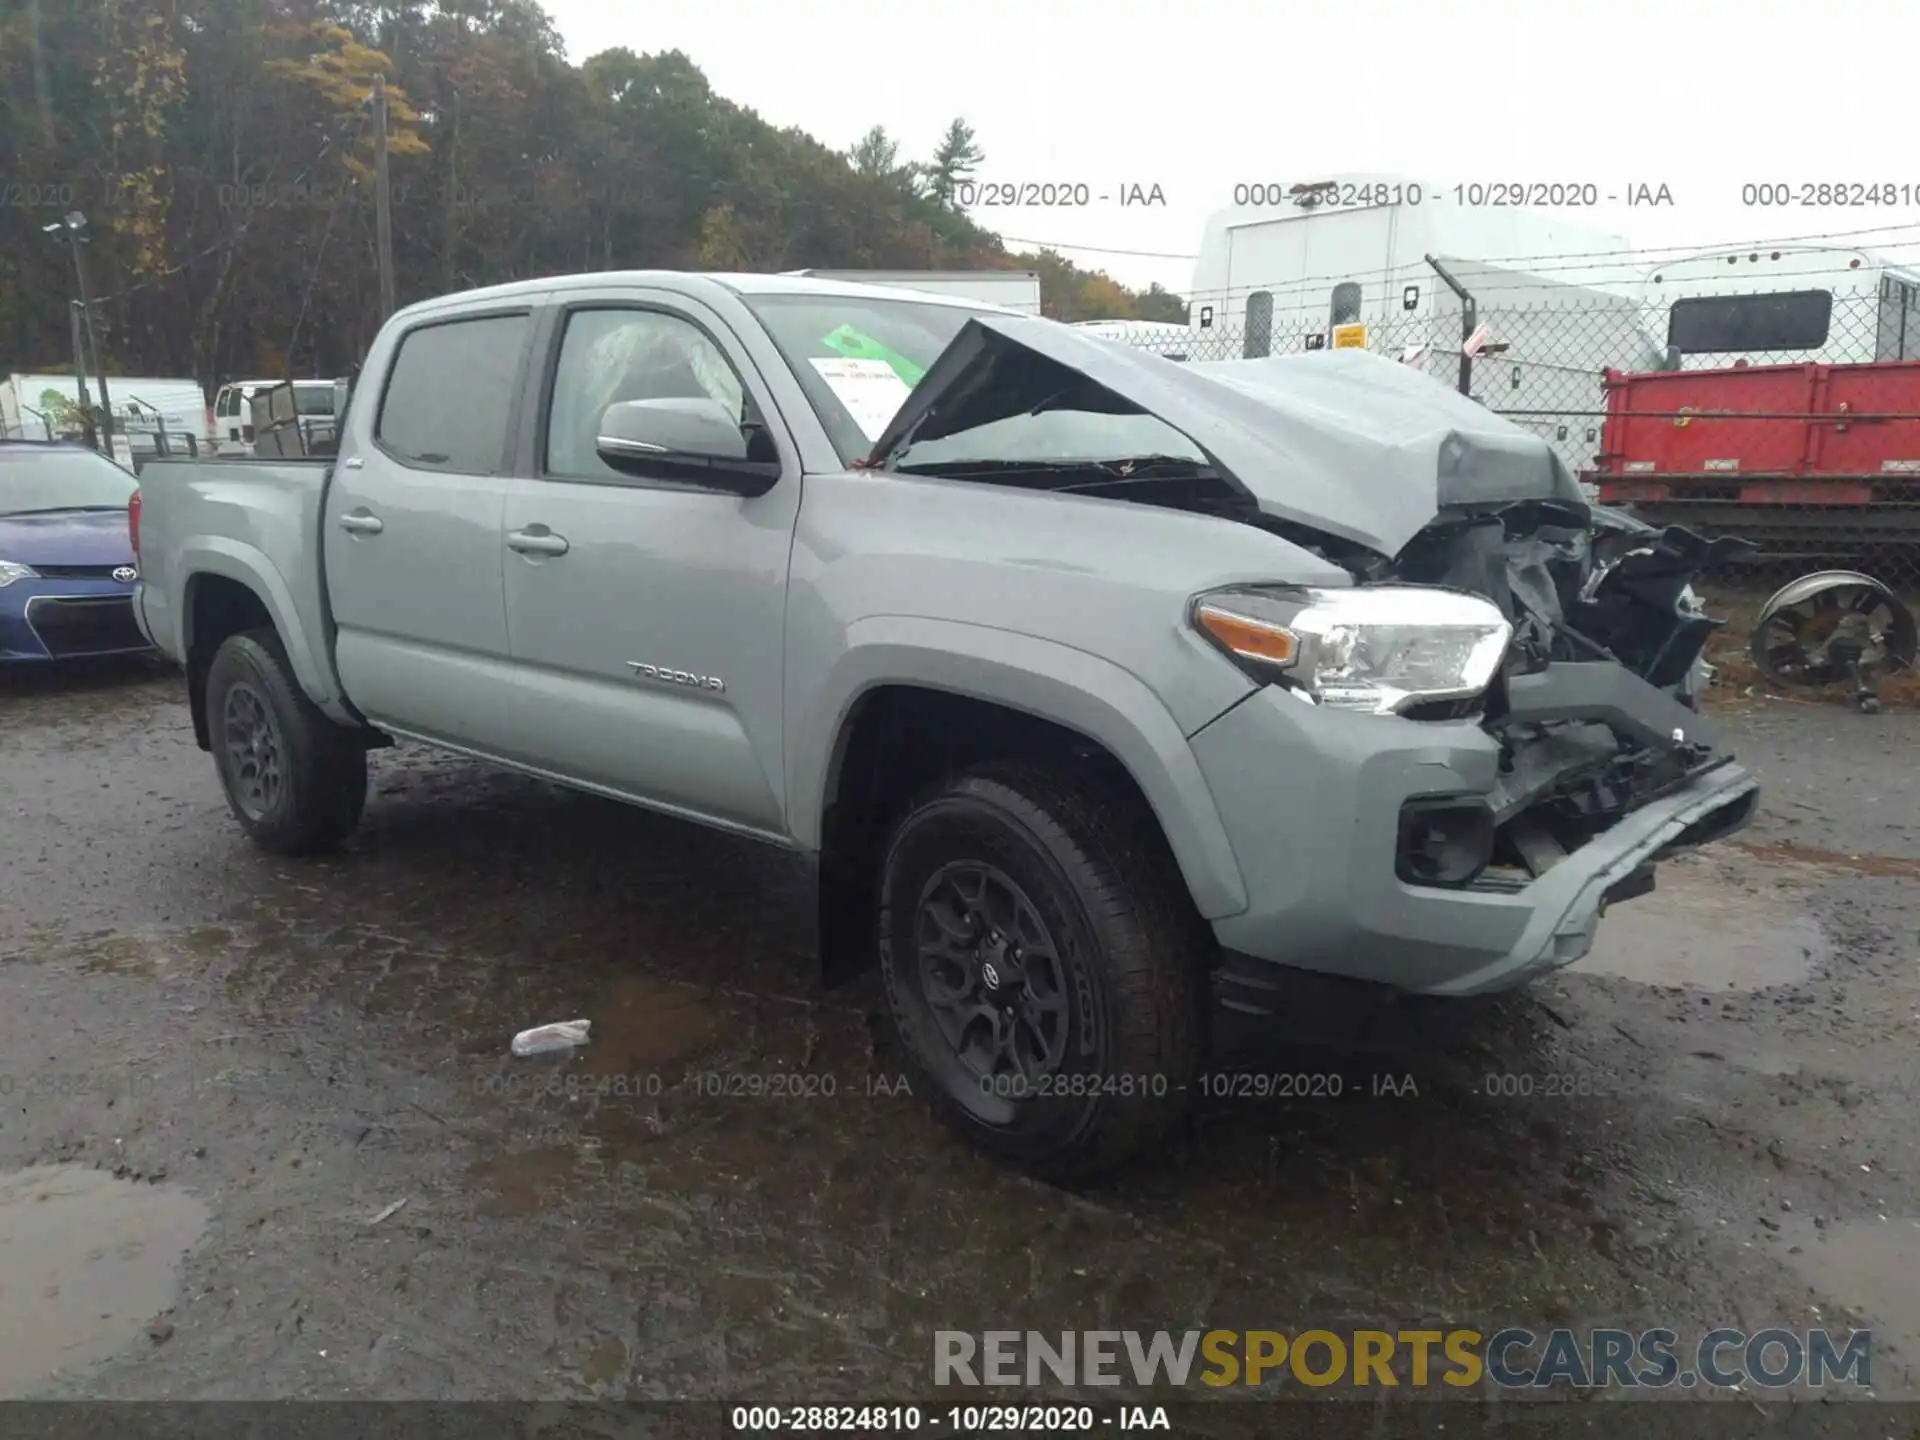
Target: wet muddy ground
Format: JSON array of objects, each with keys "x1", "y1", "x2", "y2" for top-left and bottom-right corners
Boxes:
[{"x1": 2, "y1": 658, "x2": 1918, "y2": 1417}]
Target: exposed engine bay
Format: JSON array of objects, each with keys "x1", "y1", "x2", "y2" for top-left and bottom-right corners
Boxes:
[{"x1": 1375, "y1": 501, "x2": 1757, "y2": 884}]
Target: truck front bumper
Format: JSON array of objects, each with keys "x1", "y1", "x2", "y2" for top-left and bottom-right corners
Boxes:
[{"x1": 1186, "y1": 686, "x2": 1760, "y2": 998}]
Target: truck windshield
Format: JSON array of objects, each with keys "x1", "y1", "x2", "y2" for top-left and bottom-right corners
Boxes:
[
  {"x1": 889, "y1": 411, "x2": 1209, "y2": 474},
  {"x1": 741, "y1": 293, "x2": 987, "y2": 465},
  {"x1": 0, "y1": 446, "x2": 138, "y2": 515}
]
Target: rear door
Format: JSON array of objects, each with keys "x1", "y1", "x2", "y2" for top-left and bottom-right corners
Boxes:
[
  {"x1": 324, "y1": 305, "x2": 536, "y2": 752},
  {"x1": 213, "y1": 387, "x2": 239, "y2": 447},
  {"x1": 494, "y1": 287, "x2": 801, "y2": 836}
]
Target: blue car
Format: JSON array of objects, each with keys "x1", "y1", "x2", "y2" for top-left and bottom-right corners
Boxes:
[{"x1": 0, "y1": 440, "x2": 151, "y2": 664}]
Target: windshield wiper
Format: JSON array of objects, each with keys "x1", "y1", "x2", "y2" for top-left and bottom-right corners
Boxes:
[
  {"x1": 894, "y1": 455, "x2": 1216, "y2": 484},
  {"x1": 1051, "y1": 456, "x2": 1219, "y2": 492},
  {"x1": 894, "y1": 458, "x2": 1088, "y2": 477}
]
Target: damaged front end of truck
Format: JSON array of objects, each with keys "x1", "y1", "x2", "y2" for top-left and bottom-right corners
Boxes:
[
  {"x1": 1371, "y1": 500, "x2": 1757, "y2": 890},
  {"x1": 869, "y1": 317, "x2": 1760, "y2": 900}
]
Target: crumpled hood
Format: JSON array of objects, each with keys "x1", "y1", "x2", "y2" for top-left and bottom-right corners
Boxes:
[{"x1": 869, "y1": 316, "x2": 1584, "y2": 557}]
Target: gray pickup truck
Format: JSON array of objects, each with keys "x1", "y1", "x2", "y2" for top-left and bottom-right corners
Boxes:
[{"x1": 131, "y1": 271, "x2": 1758, "y2": 1174}]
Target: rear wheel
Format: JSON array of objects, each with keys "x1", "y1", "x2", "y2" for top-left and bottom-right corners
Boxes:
[
  {"x1": 877, "y1": 763, "x2": 1206, "y2": 1178},
  {"x1": 206, "y1": 628, "x2": 367, "y2": 854}
]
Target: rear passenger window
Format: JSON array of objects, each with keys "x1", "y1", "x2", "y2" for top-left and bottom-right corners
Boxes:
[{"x1": 377, "y1": 313, "x2": 529, "y2": 472}]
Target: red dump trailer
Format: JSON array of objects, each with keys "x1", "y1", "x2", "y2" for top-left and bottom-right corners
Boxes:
[{"x1": 1586, "y1": 360, "x2": 1920, "y2": 556}]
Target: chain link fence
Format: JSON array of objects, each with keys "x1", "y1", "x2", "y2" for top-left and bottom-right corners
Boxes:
[{"x1": 1102, "y1": 282, "x2": 1920, "y2": 701}]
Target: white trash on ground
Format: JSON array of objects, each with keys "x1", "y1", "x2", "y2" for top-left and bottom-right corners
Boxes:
[{"x1": 511, "y1": 1019, "x2": 591, "y2": 1057}]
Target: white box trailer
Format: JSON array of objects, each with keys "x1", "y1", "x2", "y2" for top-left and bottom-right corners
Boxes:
[
  {"x1": 1188, "y1": 174, "x2": 1643, "y2": 339},
  {"x1": 108, "y1": 377, "x2": 214, "y2": 460},
  {"x1": 3, "y1": 373, "x2": 212, "y2": 453},
  {"x1": 2, "y1": 373, "x2": 95, "y2": 440},
  {"x1": 782, "y1": 269, "x2": 1043, "y2": 316},
  {"x1": 1632, "y1": 243, "x2": 1920, "y2": 367},
  {"x1": 1185, "y1": 178, "x2": 1665, "y2": 473}
]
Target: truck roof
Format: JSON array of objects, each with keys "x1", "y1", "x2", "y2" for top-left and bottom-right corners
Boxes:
[{"x1": 387, "y1": 270, "x2": 1026, "y2": 323}]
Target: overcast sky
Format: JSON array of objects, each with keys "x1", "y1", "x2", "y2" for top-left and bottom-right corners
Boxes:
[{"x1": 539, "y1": 0, "x2": 1920, "y2": 293}]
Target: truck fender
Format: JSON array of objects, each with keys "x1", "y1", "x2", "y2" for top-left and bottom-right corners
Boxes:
[
  {"x1": 179, "y1": 536, "x2": 348, "y2": 722},
  {"x1": 789, "y1": 614, "x2": 1250, "y2": 921}
]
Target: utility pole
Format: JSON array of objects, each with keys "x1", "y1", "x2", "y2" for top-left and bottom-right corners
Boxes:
[
  {"x1": 1425, "y1": 254, "x2": 1476, "y2": 397},
  {"x1": 373, "y1": 74, "x2": 397, "y2": 322},
  {"x1": 70, "y1": 301, "x2": 93, "y2": 446},
  {"x1": 27, "y1": 0, "x2": 54, "y2": 146},
  {"x1": 441, "y1": 77, "x2": 460, "y2": 289},
  {"x1": 45, "y1": 212, "x2": 113, "y2": 448}
]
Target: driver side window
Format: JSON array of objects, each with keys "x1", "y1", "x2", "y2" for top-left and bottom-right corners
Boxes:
[{"x1": 545, "y1": 308, "x2": 748, "y2": 480}]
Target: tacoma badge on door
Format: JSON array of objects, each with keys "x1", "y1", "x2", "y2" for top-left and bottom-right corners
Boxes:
[{"x1": 626, "y1": 661, "x2": 726, "y2": 693}]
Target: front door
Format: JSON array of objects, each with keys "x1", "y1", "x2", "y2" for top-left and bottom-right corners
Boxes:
[
  {"x1": 497, "y1": 291, "x2": 799, "y2": 836},
  {"x1": 324, "y1": 306, "x2": 535, "y2": 753}
]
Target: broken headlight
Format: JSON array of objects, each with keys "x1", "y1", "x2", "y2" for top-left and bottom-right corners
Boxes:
[{"x1": 1191, "y1": 585, "x2": 1512, "y2": 715}]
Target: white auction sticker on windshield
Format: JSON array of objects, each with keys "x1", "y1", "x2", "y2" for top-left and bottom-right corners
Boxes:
[{"x1": 809, "y1": 357, "x2": 913, "y2": 442}]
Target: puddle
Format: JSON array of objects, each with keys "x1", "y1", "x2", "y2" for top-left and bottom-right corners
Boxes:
[
  {"x1": 1580, "y1": 859, "x2": 1826, "y2": 991},
  {"x1": 0, "y1": 924, "x2": 239, "y2": 978},
  {"x1": 1775, "y1": 1217, "x2": 1920, "y2": 1392},
  {"x1": 585, "y1": 975, "x2": 722, "y2": 1079},
  {"x1": 582, "y1": 1336, "x2": 627, "y2": 1387},
  {"x1": 1731, "y1": 840, "x2": 1920, "y2": 881},
  {"x1": 466, "y1": 1144, "x2": 582, "y2": 1218},
  {"x1": 76, "y1": 932, "x2": 170, "y2": 977},
  {"x1": 0, "y1": 1165, "x2": 208, "y2": 1396}
]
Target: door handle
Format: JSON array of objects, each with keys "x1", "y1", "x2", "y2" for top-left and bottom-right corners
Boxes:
[
  {"x1": 338, "y1": 510, "x2": 384, "y2": 535},
  {"x1": 507, "y1": 526, "x2": 570, "y2": 557}
]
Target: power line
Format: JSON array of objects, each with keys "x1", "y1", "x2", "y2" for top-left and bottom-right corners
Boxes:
[
  {"x1": 1187, "y1": 248, "x2": 1920, "y2": 306},
  {"x1": 997, "y1": 217, "x2": 1920, "y2": 299},
  {"x1": 1185, "y1": 260, "x2": 1914, "y2": 310},
  {"x1": 1180, "y1": 238, "x2": 1920, "y2": 307},
  {"x1": 994, "y1": 235, "x2": 1199, "y2": 260}
]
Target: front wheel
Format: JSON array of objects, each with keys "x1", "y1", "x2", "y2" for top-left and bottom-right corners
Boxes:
[
  {"x1": 206, "y1": 628, "x2": 367, "y2": 854},
  {"x1": 878, "y1": 763, "x2": 1206, "y2": 1178}
]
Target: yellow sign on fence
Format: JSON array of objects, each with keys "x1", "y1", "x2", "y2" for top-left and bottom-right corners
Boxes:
[{"x1": 1331, "y1": 323, "x2": 1367, "y2": 350}]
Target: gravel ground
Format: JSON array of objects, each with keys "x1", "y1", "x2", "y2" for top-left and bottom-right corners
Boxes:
[{"x1": 1, "y1": 657, "x2": 1916, "y2": 1428}]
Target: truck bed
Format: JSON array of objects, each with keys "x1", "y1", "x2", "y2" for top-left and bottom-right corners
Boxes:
[{"x1": 131, "y1": 456, "x2": 347, "y2": 715}]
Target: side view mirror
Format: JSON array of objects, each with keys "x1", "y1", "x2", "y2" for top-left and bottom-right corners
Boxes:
[{"x1": 595, "y1": 397, "x2": 779, "y2": 496}]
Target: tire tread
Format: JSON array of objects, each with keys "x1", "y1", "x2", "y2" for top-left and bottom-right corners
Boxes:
[
  {"x1": 881, "y1": 760, "x2": 1209, "y2": 1178},
  {"x1": 206, "y1": 627, "x2": 367, "y2": 854}
]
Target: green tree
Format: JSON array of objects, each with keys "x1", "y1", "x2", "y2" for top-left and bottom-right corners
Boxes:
[
  {"x1": 847, "y1": 124, "x2": 897, "y2": 176},
  {"x1": 0, "y1": 12, "x2": 1178, "y2": 384},
  {"x1": 847, "y1": 123, "x2": 923, "y2": 198},
  {"x1": 924, "y1": 116, "x2": 983, "y2": 210},
  {"x1": 1135, "y1": 283, "x2": 1190, "y2": 324}
]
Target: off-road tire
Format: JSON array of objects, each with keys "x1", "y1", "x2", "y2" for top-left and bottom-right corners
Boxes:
[
  {"x1": 878, "y1": 762, "x2": 1207, "y2": 1178},
  {"x1": 206, "y1": 627, "x2": 367, "y2": 854}
]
